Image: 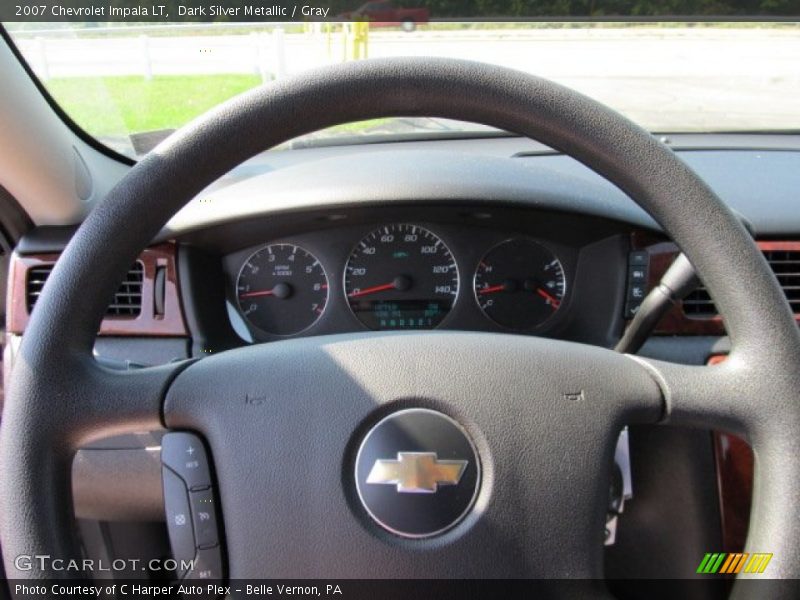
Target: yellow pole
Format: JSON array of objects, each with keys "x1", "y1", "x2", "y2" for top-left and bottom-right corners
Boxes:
[
  {"x1": 342, "y1": 22, "x2": 349, "y2": 62},
  {"x1": 354, "y1": 21, "x2": 369, "y2": 60},
  {"x1": 325, "y1": 22, "x2": 332, "y2": 61}
]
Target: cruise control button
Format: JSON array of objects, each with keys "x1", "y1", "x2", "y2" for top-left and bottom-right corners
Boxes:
[
  {"x1": 629, "y1": 250, "x2": 648, "y2": 266},
  {"x1": 184, "y1": 546, "x2": 223, "y2": 581},
  {"x1": 162, "y1": 467, "x2": 195, "y2": 579},
  {"x1": 190, "y1": 488, "x2": 219, "y2": 549},
  {"x1": 162, "y1": 432, "x2": 212, "y2": 490},
  {"x1": 625, "y1": 301, "x2": 643, "y2": 319},
  {"x1": 627, "y1": 283, "x2": 646, "y2": 302},
  {"x1": 628, "y1": 266, "x2": 647, "y2": 282}
]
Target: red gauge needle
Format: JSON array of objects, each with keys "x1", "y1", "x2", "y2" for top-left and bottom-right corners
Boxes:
[
  {"x1": 348, "y1": 275, "x2": 412, "y2": 298},
  {"x1": 478, "y1": 284, "x2": 506, "y2": 295},
  {"x1": 239, "y1": 289, "x2": 274, "y2": 298},
  {"x1": 240, "y1": 282, "x2": 293, "y2": 300},
  {"x1": 536, "y1": 288, "x2": 561, "y2": 309},
  {"x1": 347, "y1": 282, "x2": 396, "y2": 298}
]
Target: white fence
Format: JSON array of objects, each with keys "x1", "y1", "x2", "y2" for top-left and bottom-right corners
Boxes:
[{"x1": 15, "y1": 24, "x2": 369, "y2": 81}]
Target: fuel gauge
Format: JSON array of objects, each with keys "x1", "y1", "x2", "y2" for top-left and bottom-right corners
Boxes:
[{"x1": 474, "y1": 239, "x2": 566, "y2": 330}]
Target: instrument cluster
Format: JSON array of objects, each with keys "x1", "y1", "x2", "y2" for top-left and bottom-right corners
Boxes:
[{"x1": 227, "y1": 222, "x2": 570, "y2": 342}]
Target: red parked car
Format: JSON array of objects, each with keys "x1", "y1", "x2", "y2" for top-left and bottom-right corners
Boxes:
[{"x1": 343, "y1": 1, "x2": 430, "y2": 31}]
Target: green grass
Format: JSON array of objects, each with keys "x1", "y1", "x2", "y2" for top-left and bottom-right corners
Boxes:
[
  {"x1": 45, "y1": 74, "x2": 263, "y2": 138},
  {"x1": 45, "y1": 74, "x2": 390, "y2": 151}
]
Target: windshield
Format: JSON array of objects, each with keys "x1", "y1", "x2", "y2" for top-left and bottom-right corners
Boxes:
[{"x1": 5, "y1": 21, "x2": 800, "y2": 159}]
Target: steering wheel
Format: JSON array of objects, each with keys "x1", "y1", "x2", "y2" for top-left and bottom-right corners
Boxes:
[{"x1": 2, "y1": 58, "x2": 799, "y2": 596}]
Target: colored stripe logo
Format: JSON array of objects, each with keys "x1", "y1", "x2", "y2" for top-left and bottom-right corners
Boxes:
[{"x1": 697, "y1": 552, "x2": 773, "y2": 574}]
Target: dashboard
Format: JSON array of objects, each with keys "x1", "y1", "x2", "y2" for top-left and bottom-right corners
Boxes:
[
  {"x1": 7, "y1": 134, "x2": 800, "y2": 356},
  {"x1": 12, "y1": 135, "x2": 800, "y2": 359}
]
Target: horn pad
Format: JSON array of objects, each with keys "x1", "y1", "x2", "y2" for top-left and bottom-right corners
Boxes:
[{"x1": 354, "y1": 408, "x2": 481, "y2": 538}]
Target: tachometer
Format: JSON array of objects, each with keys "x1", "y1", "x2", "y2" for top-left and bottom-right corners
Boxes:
[
  {"x1": 474, "y1": 239, "x2": 565, "y2": 330},
  {"x1": 236, "y1": 244, "x2": 328, "y2": 336},
  {"x1": 344, "y1": 224, "x2": 459, "y2": 330}
]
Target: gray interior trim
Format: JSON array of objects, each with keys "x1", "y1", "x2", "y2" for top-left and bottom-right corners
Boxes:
[
  {"x1": 72, "y1": 448, "x2": 164, "y2": 522},
  {"x1": 0, "y1": 36, "x2": 128, "y2": 226}
]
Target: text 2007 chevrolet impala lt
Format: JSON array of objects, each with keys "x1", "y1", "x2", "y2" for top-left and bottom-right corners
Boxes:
[{"x1": 0, "y1": 12, "x2": 798, "y2": 600}]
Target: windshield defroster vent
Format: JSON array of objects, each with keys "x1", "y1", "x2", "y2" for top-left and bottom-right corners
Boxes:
[
  {"x1": 26, "y1": 261, "x2": 145, "y2": 317},
  {"x1": 683, "y1": 249, "x2": 800, "y2": 317}
]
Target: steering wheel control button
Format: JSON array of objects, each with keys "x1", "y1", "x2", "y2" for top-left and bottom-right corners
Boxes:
[
  {"x1": 161, "y1": 431, "x2": 212, "y2": 490},
  {"x1": 628, "y1": 250, "x2": 649, "y2": 266},
  {"x1": 184, "y1": 546, "x2": 224, "y2": 582},
  {"x1": 625, "y1": 250, "x2": 650, "y2": 318},
  {"x1": 355, "y1": 408, "x2": 480, "y2": 538},
  {"x1": 162, "y1": 432, "x2": 226, "y2": 585},
  {"x1": 190, "y1": 488, "x2": 220, "y2": 549},
  {"x1": 162, "y1": 467, "x2": 196, "y2": 579}
]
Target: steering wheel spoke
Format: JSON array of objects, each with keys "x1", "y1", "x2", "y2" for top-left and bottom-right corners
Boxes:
[
  {"x1": 634, "y1": 353, "x2": 800, "y2": 581},
  {"x1": 78, "y1": 360, "x2": 190, "y2": 442},
  {"x1": 630, "y1": 355, "x2": 752, "y2": 434}
]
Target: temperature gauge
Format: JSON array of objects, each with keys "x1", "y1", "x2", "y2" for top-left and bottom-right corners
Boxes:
[{"x1": 474, "y1": 239, "x2": 566, "y2": 330}]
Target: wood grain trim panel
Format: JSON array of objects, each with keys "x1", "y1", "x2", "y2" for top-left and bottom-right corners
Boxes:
[
  {"x1": 6, "y1": 243, "x2": 187, "y2": 337},
  {"x1": 707, "y1": 354, "x2": 753, "y2": 554},
  {"x1": 714, "y1": 431, "x2": 753, "y2": 553},
  {"x1": 631, "y1": 234, "x2": 800, "y2": 335}
]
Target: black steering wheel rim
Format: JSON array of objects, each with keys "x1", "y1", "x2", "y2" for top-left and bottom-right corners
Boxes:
[{"x1": 2, "y1": 58, "x2": 798, "y2": 591}]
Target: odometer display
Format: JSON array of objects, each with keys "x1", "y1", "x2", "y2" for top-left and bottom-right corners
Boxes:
[
  {"x1": 344, "y1": 224, "x2": 459, "y2": 330},
  {"x1": 474, "y1": 239, "x2": 566, "y2": 330},
  {"x1": 236, "y1": 244, "x2": 328, "y2": 336}
]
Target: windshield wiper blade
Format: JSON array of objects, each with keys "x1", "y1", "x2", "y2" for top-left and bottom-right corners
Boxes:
[
  {"x1": 129, "y1": 128, "x2": 176, "y2": 155},
  {"x1": 287, "y1": 129, "x2": 518, "y2": 150}
]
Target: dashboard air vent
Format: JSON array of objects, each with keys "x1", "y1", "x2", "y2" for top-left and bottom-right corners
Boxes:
[
  {"x1": 683, "y1": 249, "x2": 800, "y2": 317},
  {"x1": 26, "y1": 261, "x2": 145, "y2": 317}
]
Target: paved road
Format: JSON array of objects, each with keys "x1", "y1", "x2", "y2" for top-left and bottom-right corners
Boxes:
[{"x1": 12, "y1": 27, "x2": 800, "y2": 130}]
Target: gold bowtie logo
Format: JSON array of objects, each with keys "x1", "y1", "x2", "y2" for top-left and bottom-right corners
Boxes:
[{"x1": 366, "y1": 452, "x2": 468, "y2": 494}]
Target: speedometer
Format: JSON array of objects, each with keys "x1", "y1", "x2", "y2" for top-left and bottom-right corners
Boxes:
[{"x1": 344, "y1": 224, "x2": 459, "y2": 330}]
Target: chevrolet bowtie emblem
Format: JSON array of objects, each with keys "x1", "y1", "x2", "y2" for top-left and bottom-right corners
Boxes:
[{"x1": 366, "y1": 452, "x2": 468, "y2": 494}]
